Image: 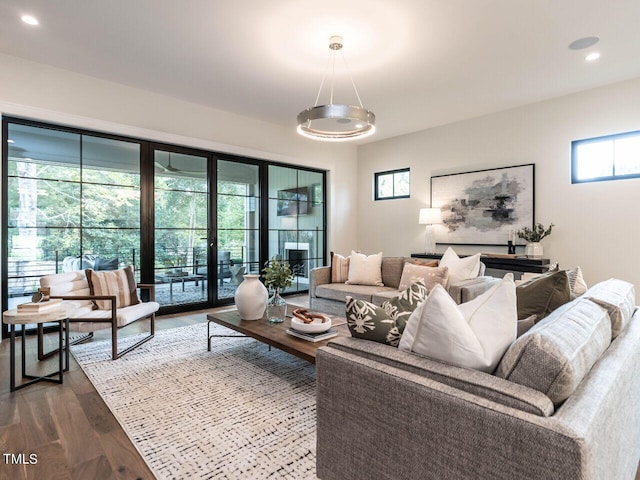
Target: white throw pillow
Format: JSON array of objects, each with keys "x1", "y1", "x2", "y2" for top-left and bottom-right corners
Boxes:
[
  {"x1": 346, "y1": 251, "x2": 384, "y2": 286},
  {"x1": 439, "y1": 247, "x2": 481, "y2": 284},
  {"x1": 399, "y1": 274, "x2": 517, "y2": 373}
]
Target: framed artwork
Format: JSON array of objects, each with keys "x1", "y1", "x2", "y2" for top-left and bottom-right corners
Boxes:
[{"x1": 430, "y1": 164, "x2": 534, "y2": 245}]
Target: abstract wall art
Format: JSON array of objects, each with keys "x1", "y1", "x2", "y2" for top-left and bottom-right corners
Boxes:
[{"x1": 430, "y1": 164, "x2": 534, "y2": 245}]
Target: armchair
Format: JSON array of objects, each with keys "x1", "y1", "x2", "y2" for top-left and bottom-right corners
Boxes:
[{"x1": 39, "y1": 270, "x2": 159, "y2": 360}]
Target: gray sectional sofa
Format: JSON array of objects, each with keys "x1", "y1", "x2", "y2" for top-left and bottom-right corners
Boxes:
[
  {"x1": 316, "y1": 279, "x2": 640, "y2": 480},
  {"x1": 309, "y1": 256, "x2": 498, "y2": 316}
]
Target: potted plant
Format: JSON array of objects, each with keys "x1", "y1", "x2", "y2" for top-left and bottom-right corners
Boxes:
[
  {"x1": 262, "y1": 257, "x2": 295, "y2": 324},
  {"x1": 516, "y1": 223, "x2": 554, "y2": 257}
]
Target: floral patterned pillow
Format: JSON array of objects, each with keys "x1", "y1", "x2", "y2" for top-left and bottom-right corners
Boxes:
[{"x1": 345, "y1": 280, "x2": 428, "y2": 347}]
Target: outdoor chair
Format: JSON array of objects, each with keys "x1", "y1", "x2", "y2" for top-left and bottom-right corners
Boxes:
[{"x1": 39, "y1": 269, "x2": 159, "y2": 360}]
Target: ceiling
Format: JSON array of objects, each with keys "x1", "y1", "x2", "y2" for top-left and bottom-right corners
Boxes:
[{"x1": 1, "y1": 0, "x2": 639, "y2": 144}]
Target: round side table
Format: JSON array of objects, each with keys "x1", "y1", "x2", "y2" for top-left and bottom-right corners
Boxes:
[{"x1": 3, "y1": 304, "x2": 74, "y2": 392}]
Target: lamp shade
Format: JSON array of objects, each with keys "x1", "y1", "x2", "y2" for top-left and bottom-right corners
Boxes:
[{"x1": 419, "y1": 208, "x2": 442, "y2": 225}]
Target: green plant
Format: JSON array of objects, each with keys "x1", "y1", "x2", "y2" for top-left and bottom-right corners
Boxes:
[
  {"x1": 516, "y1": 223, "x2": 555, "y2": 243},
  {"x1": 262, "y1": 257, "x2": 294, "y2": 292}
]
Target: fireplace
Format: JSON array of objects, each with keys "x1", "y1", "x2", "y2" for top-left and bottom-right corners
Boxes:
[{"x1": 284, "y1": 242, "x2": 309, "y2": 278}]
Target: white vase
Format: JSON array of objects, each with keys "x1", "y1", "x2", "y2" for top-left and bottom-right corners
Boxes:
[
  {"x1": 525, "y1": 242, "x2": 544, "y2": 257},
  {"x1": 234, "y1": 274, "x2": 268, "y2": 320}
]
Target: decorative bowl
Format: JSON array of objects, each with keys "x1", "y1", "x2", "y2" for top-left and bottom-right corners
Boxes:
[{"x1": 291, "y1": 314, "x2": 332, "y2": 333}]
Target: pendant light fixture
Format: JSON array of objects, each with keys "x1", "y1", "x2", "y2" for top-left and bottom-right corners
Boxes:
[{"x1": 297, "y1": 35, "x2": 376, "y2": 141}]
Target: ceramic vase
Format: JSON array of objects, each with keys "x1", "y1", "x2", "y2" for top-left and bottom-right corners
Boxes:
[
  {"x1": 234, "y1": 274, "x2": 268, "y2": 320},
  {"x1": 525, "y1": 242, "x2": 543, "y2": 258},
  {"x1": 267, "y1": 289, "x2": 287, "y2": 324}
]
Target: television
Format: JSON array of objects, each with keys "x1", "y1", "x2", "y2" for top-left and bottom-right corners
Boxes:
[{"x1": 277, "y1": 187, "x2": 310, "y2": 216}]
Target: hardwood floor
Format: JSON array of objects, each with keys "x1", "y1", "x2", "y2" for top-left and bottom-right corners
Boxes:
[{"x1": 1, "y1": 297, "x2": 639, "y2": 480}]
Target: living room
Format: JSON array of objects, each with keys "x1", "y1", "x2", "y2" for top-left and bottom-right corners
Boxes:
[{"x1": 1, "y1": 1, "x2": 640, "y2": 479}]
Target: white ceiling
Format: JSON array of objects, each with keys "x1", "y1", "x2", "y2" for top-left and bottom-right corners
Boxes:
[{"x1": 1, "y1": 0, "x2": 639, "y2": 143}]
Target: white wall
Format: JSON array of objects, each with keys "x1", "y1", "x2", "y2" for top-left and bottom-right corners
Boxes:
[
  {"x1": 0, "y1": 53, "x2": 359, "y2": 256},
  {"x1": 357, "y1": 77, "x2": 640, "y2": 289}
]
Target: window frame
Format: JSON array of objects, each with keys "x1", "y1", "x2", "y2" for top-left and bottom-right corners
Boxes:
[
  {"x1": 374, "y1": 168, "x2": 410, "y2": 200},
  {"x1": 571, "y1": 130, "x2": 640, "y2": 184}
]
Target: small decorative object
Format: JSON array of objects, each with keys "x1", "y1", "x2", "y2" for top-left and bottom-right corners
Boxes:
[
  {"x1": 516, "y1": 223, "x2": 554, "y2": 257},
  {"x1": 234, "y1": 274, "x2": 268, "y2": 321},
  {"x1": 291, "y1": 308, "x2": 332, "y2": 333},
  {"x1": 262, "y1": 257, "x2": 295, "y2": 324},
  {"x1": 507, "y1": 228, "x2": 516, "y2": 254}
]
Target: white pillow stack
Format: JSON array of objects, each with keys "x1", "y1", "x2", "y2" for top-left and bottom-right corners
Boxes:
[
  {"x1": 439, "y1": 247, "x2": 481, "y2": 283},
  {"x1": 399, "y1": 274, "x2": 517, "y2": 373}
]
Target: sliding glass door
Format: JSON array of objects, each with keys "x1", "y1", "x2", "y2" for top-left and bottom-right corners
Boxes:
[
  {"x1": 154, "y1": 149, "x2": 210, "y2": 308},
  {"x1": 216, "y1": 158, "x2": 260, "y2": 301}
]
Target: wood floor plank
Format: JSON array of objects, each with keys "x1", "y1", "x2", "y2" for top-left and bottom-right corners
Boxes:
[
  {"x1": 24, "y1": 441, "x2": 71, "y2": 480},
  {"x1": 98, "y1": 429, "x2": 155, "y2": 480},
  {"x1": 76, "y1": 391, "x2": 121, "y2": 436},
  {"x1": 71, "y1": 454, "x2": 117, "y2": 480},
  {"x1": 48, "y1": 386, "x2": 105, "y2": 469}
]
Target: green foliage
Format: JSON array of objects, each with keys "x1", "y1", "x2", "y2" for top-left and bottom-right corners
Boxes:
[
  {"x1": 517, "y1": 223, "x2": 554, "y2": 242},
  {"x1": 262, "y1": 257, "x2": 294, "y2": 292}
]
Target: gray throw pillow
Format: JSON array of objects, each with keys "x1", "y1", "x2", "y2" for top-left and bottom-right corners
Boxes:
[
  {"x1": 516, "y1": 269, "x2": 571, "y2": 321},
  {"x1": 346, "y1": 280, "x2": 427, "y2": 347}
]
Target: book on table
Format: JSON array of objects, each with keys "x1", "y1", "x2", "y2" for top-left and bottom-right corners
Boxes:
[
  {"x1": 17, "y1": 298, "x2": 63, "y2": 313},
  {"x1": 286, "y1": 328, "x2": 339, "y2": 343}
]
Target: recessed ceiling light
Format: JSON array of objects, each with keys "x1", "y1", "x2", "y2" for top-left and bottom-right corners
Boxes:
[
  {"x1": 21, "y1": 15, "x2": 39, "y2": 26},
  {"x1": 569, "y1": 36, "x2": 599, "y2": 50},
  {"x1": 585, "y1": 52, "x2": 601, "y2": 62},
  {"x1": 7, "y1": 139, "x2": 15, "y2": 144}
]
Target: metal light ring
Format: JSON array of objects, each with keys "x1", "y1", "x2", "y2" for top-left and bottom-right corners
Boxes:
[
  {"x1": 297, "y1": 104, "x2": 376, "y2": 125},
  {"x1": 296, "y1": 123, "x2": 376, "y2": 142}
]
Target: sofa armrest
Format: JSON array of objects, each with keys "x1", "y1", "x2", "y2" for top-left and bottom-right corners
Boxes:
[
  {"x1": 309, "y1": 266, "x2": 331, "y2": 299},
  {"x1": 316, "y1": 344, "x2": 581, "y2": 480},
  {"x1": 448, "y1": 275, "x2": 501, "y2": 304}
]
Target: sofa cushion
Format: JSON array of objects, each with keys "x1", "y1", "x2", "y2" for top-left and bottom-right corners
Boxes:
[
  {"x1": 439, "y1": 247, "x2": 481, "y2": 284},
  {"x1": 399, "y1": 274, "x2": 517, "y2": 373},
  {"x1": 346, "y1": 280, "x2": 428, "y2": 347},
  {"x1": 330, "y1": 251, "x2": 350, "y2": 283},
  {"x1": 86, "y1": 266, "x2": 140, "y2": 310},
  {"x1": 315, "y1": 283, "x2": 395, "y2": 303},
  {"x1": 398, "y1": 263, "x2": 448, "y2": 291},
  {"x1": 380, "y1": 257, "x2": 406, "y2": 289},
  {"x1": 585, "y1": 279, "x2": 636, "y2": 339},
  {"x1": 495, "y1": 297, "x2": 611, "y2": 405},
  {"x1": 516, "y1": 269, "x2": 571, "y2": 321},
  {"x1": 346, "y1": 251, "x2": 384, "y2": 286}
]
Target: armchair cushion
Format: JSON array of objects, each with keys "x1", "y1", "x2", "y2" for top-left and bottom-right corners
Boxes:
[{"x1": 86, "y1": 266, "x2": 140, "y2": 310}]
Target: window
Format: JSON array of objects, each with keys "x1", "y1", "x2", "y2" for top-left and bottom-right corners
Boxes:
[
  {"x1": 572, "y1": 130, "x2": 640, "y2": 183},
  {"x1": 374, "y1": 168, "x2": 410, "y2": 200}
]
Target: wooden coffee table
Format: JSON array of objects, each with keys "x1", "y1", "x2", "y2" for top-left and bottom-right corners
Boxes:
[{"x1": 206, "y1": 308, "x2": 349, "y2": 364}]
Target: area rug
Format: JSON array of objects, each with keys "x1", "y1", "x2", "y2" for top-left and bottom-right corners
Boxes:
[{"x1": 71, "y1": 322, "x2": 318, "y2": 479}]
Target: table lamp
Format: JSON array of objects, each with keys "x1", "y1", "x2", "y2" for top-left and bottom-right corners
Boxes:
[{"x1": 419, "y1": 208, "x2": 442, "y2": 254}]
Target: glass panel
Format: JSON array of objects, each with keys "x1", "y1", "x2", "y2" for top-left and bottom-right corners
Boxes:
[
  {"x1": 154, "y1": 150, "x2": 208, "y2": 307},
  {"x1": 8, "y1": 123, "x2": 81, "y2": 181},
  {"x1": 83, "y1": 184, "x2": 141, "y2": 228},
  {"x1": 614, "y1": 135, "x2": 640, "y2": 176},
  {"x1": 575, "y1": 141, "x2": 614, "y2": 180},
  {"x1": 82, "y1": 136, "x2": 140, "y2": 186},
  {"x1": 83, "y1": 229, "x2": 140, "y2": 271},
  {"x1": 217, "y1": 159, "x2": 260, "y2": 300},
  {"x1": 394, "y1": 170, "x2": 410, "y2": 196},
  {"x1": 377, "y1": 173, "x2": 393, "y2": 198},
  {"x1": 8, "y1": 178, "x2": 80, "y2": 228}
]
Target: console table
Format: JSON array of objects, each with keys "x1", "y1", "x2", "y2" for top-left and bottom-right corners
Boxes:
[{"x1": 410, "y1": 253, "x2": 552, "y2": 275}]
